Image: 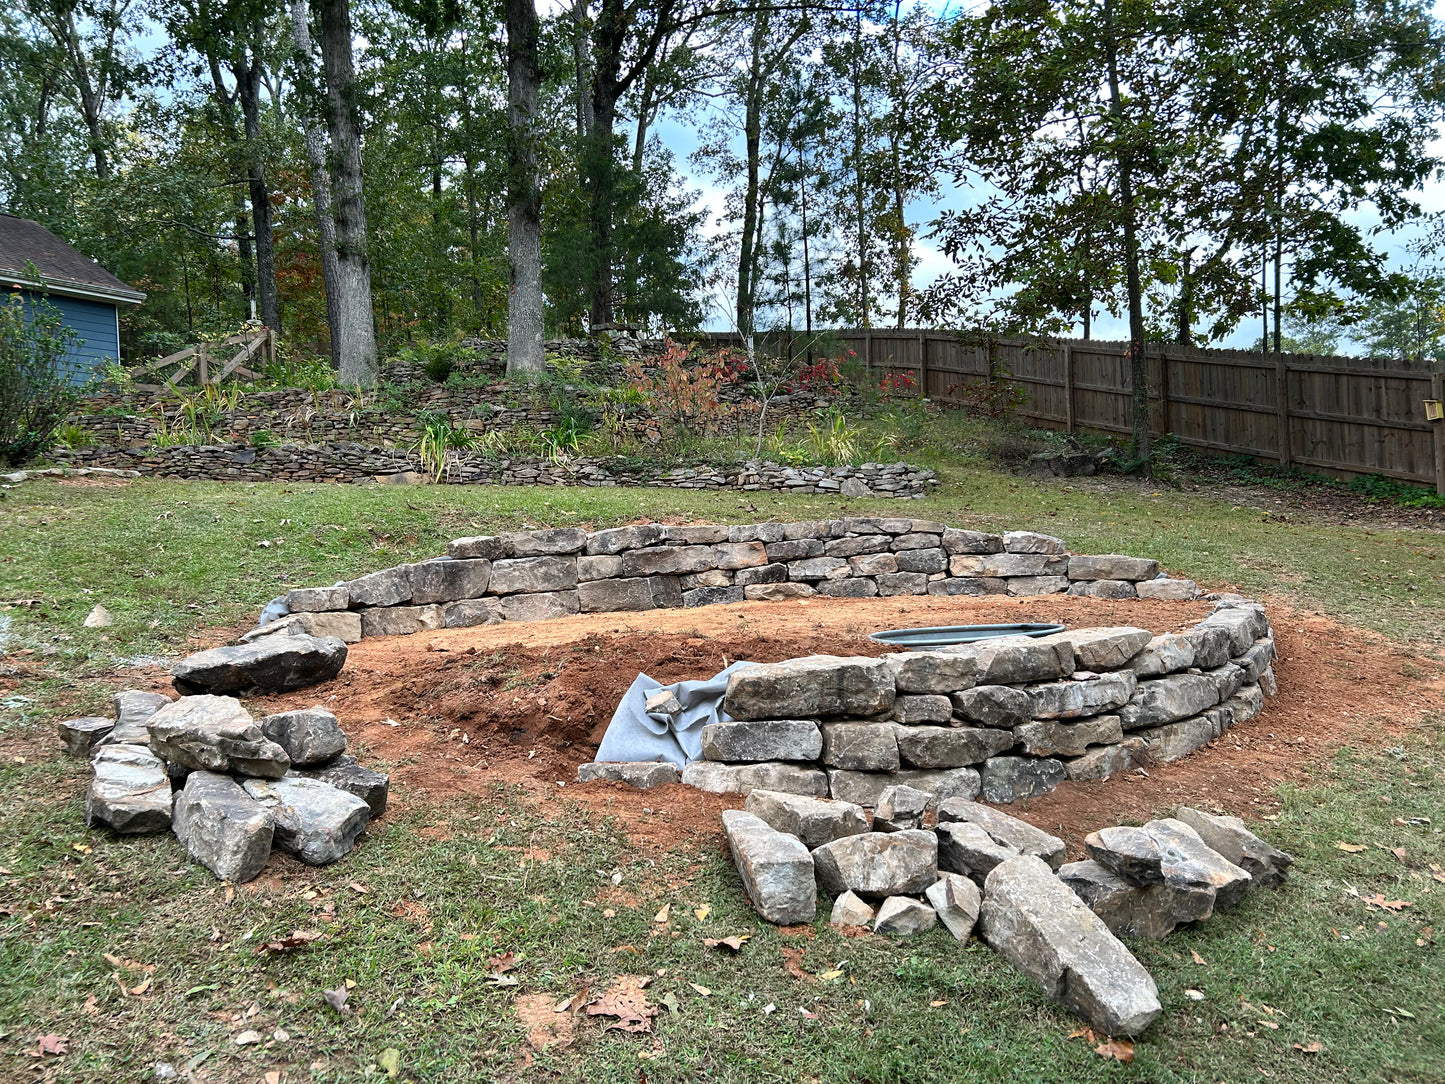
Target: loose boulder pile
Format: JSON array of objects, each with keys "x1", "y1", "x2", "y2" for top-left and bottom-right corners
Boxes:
[
  {"x1": 723, "y1": 788, "x2": 1293, "y2": 1037},
  {"x1": 61, "y1": 689, "x2": 388, "y2": 883}
]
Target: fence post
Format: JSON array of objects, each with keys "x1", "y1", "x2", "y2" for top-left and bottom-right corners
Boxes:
[
  {"x1": 1433, "y1": 371, "x2": 1445, "y2": 497},
  {"x1": 918, "y1": 332, "x2": 929, "y2": 398},
  {"x1": 1063, "y1": 341, "x2": 1075, "y2": 432},
  {"x1": 1157, "y1": 346, "x2": 1172, "y2": 437},
  {"x1": 1275, "y1": 355, "x2": 1292, "y2": 468}
]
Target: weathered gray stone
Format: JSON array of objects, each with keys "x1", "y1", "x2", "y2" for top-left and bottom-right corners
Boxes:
[
  {"x1": 744, "y1": 582, "x2": 816, "y2": 601},
  {"x1": 745, "y1": 789, "x2": 869, "y2": 847},
  {"x1": 926, "y1": 872, "x2": 981, "y2": 941},
  {"x1": 766, "y1": 538, "x2": 825, "y2": 561},
  {"x1": 1002, "y1": 531, "x2": 1066, "y2": 554},
  {"x1": 243, "y1": 777, "x2": 369, "y2": 865},
  {"x1": 1135, "y1": 711, "x2": 1227, "y2": 763},
  {"x1": 172, "y1": 635, "x2": 347, "y2": 695},
  {"x1": 1013, "y1": 715, "x2": 1123, "y2": 757},
  {"x1": 1058, "y1": 859, "x2": 1214, "y2": 940},
  {"x1": 896, "y1": 548, "x2": 947, "y2": 574},
  {"x1": 1200, "y1": 606, "x2": 1267, "y2": 654},
  {"x1": 979, "y1": 855, "x2": 1162, "y2": 1036},
  {"x1": 829, "y1": 890, "x2": 876, "y2": 926},
  {"x1": 1183, "y1": 625, "x2": 1234, "y2": 669},
  {"x1": 873, "y1": 784, "x2": 929, "y2": 832},
  {"x1": 945, "y1": 635, "x2": 1073, "y2": 684},
  {"x1": 873, "y1": 896, "x2": 937, "y2": 936},
  {"x1": 712, "y1": 541, "x2": 769, "y2": 569},
  {"x1": 106, "y1": 690, "x2": 174, "y2": 746},
  {"x1": 892, "y1": 532, "x2": 942, "y2": 551},
  {"x1": 722, "y1": 810, "x2": 817, "y2": 924},
  {"x1": 980, "y1": 756, "x2": 1067, "y2": 804},
  {"x1": 1085, "y1": 818, "x2": 1252, "y2": 908},
  {"x1": 735, "y1": 562, "x2": 788, "y2": 585},
  {"x1": 444, "y1": 598, "x2": 504, "y2": 628},
  {"x1": 885, "y1": 651, "x2": 979, "y2": 695},
  {"x1": 1063, "y1": 738, "x2": 1146, "y2": 782},
  {"x1": 1233, "y1": 639, "x2": 1275, "y2": 683},
  {"x1": 576, "y1": 761, "x2": 682, "y2": 788},
  {"x1": 577, "y1": 554, "x2": 624, "y2": 581},
  {"x1": 662, "y1": 524, "x2": 731, "y2": 544},
  {"x1": 584, "y1": 525, "x2": 664, "y2": 555},
  {"x1": 360, "y1": 604, "x2": 445, "y2": 638},
  {"x1": 683, "y1": 586, "x2": 746, "y2": 607},
  {"x1": 725, "y1": 655, "x2": 895, "y2": 720},
  {"x1": 1067, "y1": 579, "x2": 1137, "y2": 599},
  {"x1": 1029, "y1": 672, "x2": 1137, "y2": 720},
  {"x1": 936, "y1": 797, "x2": 1067, "y2": 868},
  {"x1": 1117, "y1": 673, "x2": 1221, "y2": 730},
  {"x1": 146, "y1": 695, "x2": 290, "y2": 778},
  {"x1": 410, "y1": 558, "x2": 491, "y2": 603},
  {"x1": 815, "y1": 577, "x2": 879, "y2": 597},
  {"x1": 447, "y1": 535, "x2": 509, "y2": 561},
  {"x1": 577, "y1": 576, "x2": 680, "y2": 612},
  {"x1": 848, "y1": 551, "x2": 898, "y2": 576},
  {"x1": 701, "y1": 719, "x2": 823, "y2": 763},
  {"x1": 497, "y1": 590, "x2": 581, "y2": 622},
  {"x1": 1006, "y1": 575, "x2": 1071, "y2": 596},
  {"x1": 488, "y1": 556, "x2": 578, "y2": 595},
  {"x1": 1130, "y1": 634, "x2": 1196, "y2": 677},
  {"x1": 172, "y1": 771, "x2": 274, "y2": 883},
  {"x1": 1046, "y1": 627, "x2": 1154, "y2": 671},
  {"x1": 890, "y1": 694, "x2": 954, "y2": 724},
  {"x1": 1067, "y1": 555, "x2": 1160, "y2": 582},
  {"x1": 245, "y1": 611, "x2": 364, "y2": 644},
  {"x1": 825, "y1": 766, "x2": 979, "y2": 808},
  {"x1": 841, "y1": 516, "x2": 910, "y2": 535},
  {"x1": 505, "y1": 528, "x2": 588, "y2": 556},
  {"x1": 1206, "y1": 662, "x2": 1246, "y2": 703},
  {"x1": 896, "y1": 725, "x2": 1013, "y2": 768},
  {"x1": 821, "y1": 722, "x2": 900, "y2": 771},
  {"x1": 812, "y1": 830, "x2": 938, "y2": 898},
  {"x1": 787, "y1": 556, "x2": 850, "y2": 580},
  {"x1": 936, "y1": 821, "x2": 1018, "y2": 883},
  {"x1": 950, "y1": 685, "x2": 1032, "y2": 728},
  {"x1": 260, "y1": 707, "x2": 346, "y2": 767},
  {"x1": 728, "y1": 522, "x2": 786, "y2": 543},
  {"x1": 346, "y1": 565, "x2": 414, "y2": 607},
  {"x1": 646, "y1": 689, "x2": 682, "y2": 717},
  {"x1": 87, "y1": 745, "x2": 172, "y2": 834},
  {"x1": 942, "y1": 528, "x2": 1003, "y2": 554},
  {"x1": 59, "y1": 716, "x2": 112, "y2": 756},
  {"x1": 824, "y1": 534, "x2": 890, "y2": 558},
  {"x1": 927, "y1": 576, "x2": 1009, "y2": 596},
  {"x1": 1259, "y1": 666, "x2": 1277, "y2": 697},
  {"x1": 877, "y1": 571, "x2": 930, "y2": 596},
  {"x1": 682, "y1": 569, "x2": 733, "y2": 590},
  {"x1": 1223, "y1": 683, "x2": 1265, "y2": 723},
  {"x1": 1174, "y1": 806, "x2": 1293, "y2": 888},
  {"x1": 286, "y1": 585, "x2": 349, "y2": 612},
  {"x1": 300, "y1": 754, "x2": 389, "y2": 817},
  {"x1": 949, "y1": 553, "x2": 1051, "y2": 578},
  {"x1": 1135, "y1": 576, "x2": 1199, "y2": 600},
  {"x1": 681, "y1": 761, "x2": 828, "y2": 797},
  {"x1": 620, "y1": 545, "x2": 716, "y2": 577}
]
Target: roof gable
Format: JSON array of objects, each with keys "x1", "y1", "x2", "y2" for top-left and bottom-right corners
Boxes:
[{"x1": 0, "y1": 214, "x2": 145, "y2": 305}]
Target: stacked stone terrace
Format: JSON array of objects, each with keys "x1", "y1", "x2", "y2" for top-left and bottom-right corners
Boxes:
[{"x1": 255, "y1": 520, "x2": 1203, "y2": 643}]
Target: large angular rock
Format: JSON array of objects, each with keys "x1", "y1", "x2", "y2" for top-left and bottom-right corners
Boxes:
[
  {"x1": 712, "y1": 542, "x2": 769, "y2": 570},
  {"x1": 360, "y1": 604, "x2": 444, "y2": 638},
  {"x1": 876, "y1": 570, "x2": 932, "y2": 595},
  {"x1": 59, "y1": 716, "x2": 113, "y2": 756},
  {"x1": 980, "y1": 855, "x2": 1162, "y2": 1036},
  {"x1": 103, "y1": 690, "x2": 174, "y2": 746},
  {"x1": 1199, "y1": 608, "x2": 1263, "y2": 655},
  {"x1": 244, "y1": 610, "x2": 363, "y2": 644},
  {"x1": 409, "y1": 558, "x2": 491, "y2": 603},
  {"x1": 1174, "y1": 807, "x2": 1293, "y2": 888},
  {"x1": 298, "y1": 754, "x2": 389, "y2": 817},
  {"x1": 1085, "y1": 818, "x2": 1252, "y2": 908},
  {"x1": 926, "y1": 873, "x2": 981, "y2": 941},
  {"x1": 286, "y1": 585, "x2": 349, "y2": 612},
  {"x1": 1042, "y1": 628, "x2": 1153, "y2": 671},
  {"x1": 1135, "y1": 710, "x2": 1228, "y2": 764},
  {"x1": 681, "y1": 761, "x2": 828, "y2": 797},
  {"x1": 1117, "y1": 673, "x2": 1220, "y2": 730},
  {"x1": 1006, "y1": 575, "x2": 1071, "y2": 596},
  {"x1": 725, "y1": 655, "x2": 895, "y2": 720},
  {"x1": 950, "y1": 685, "x2": 1032, "y2": 729},
  {"x1": 936, "y1": 798, "x2": 1066, "y2": 869},
  {"x1": 744, "y1": 582, "x2": 816, "y2": 602},
  {"x1": 662, "y1": 524, "x2": 731, "y2": 544},
  {"x1": 1063, "y1": 738, "x2": 1146, "y2": 782},
  {"x1": 346, "y1": 565, "x2": 414, "y2": 607},
  {"x1": 949, "y1": 553, "x2": 1053, "y2": 578},
  {"x1": 146, "y1": 695, "x2": 290, "y2": 778},
  {"x1": 1058, "y1": 859, "x2": 1214, "y2": 940},
  {"x1": 895, "y1": 549, "x2": 947, "y2": 575},
  {"x1": 577, "y1": 576, "x2": 681, "y2": 613},
  {"x1": 1130, "y1": 634, "x2": 1196, "y2": 677},
  {"x1": 884, "y1": 651, "x2": 979, "y2": 695},
  {"x1": 444, "y1": 598, "x2": 504, "y2": 628},
  {"x1": 1135, "y1": 577, "x2": 1198, "y2": 600},
  {"x1": 980, "y1": 756, "x2": 1066, "y2": 804},
  {"x1": 873, "y1": 784, "x2": 929, "y2": 833},
  {"x1": 890, "y1": 694, "x2": 953, "y2": 724},
  {"x1": 1233, "y1": 639, "x2": 1275, "y2": 683},
  {"x1": 821, "y1": 722, "x2": 900, "y2": 771},
  {"x1": 172, "y1": 771, "x2": 274, "y2": 883},
  {"x1": 928, "y1": 576, "x2": 1008, "y2": 597},
  {"x1": 488, "y1": 556, "x2": 578, "y2": 595},
  {"x1": 260, "y1": 708, "x2": 346, "y2": 767},
  {"x1": 683, "y1": 586, "x2": 746, "y2": 607},
  {"x1": 1028, "y1": 672, "x2": 1137, "y2": 720},
  {"x1": 873, "y1": 896, "x2": 937, "y2": 936},
  {"x1": 945, "y1": 635, "x2": 1072, "y2": 685},
  {"x1": 700, "y1": 719, "x2": 823, "y2": 763},
  {"x1": 1013, "y1": 715, "x2": 1123, "y2": 758},
  {"x1": 735, "y1": 562, "x2": 788, "y2": 585},
  {"x1": 1002, "y1": 531, "x2": 1066, "y2": 554},
  {"x1": 447, "y1": 535, "x2": 509, "y2": 561},
  {"x1": 584, "y1": 525, "x2": 665, "y2": 555},
  {"x1": 1182, "y1": 625, "x2": 1234, "y2": 669},
  {"x1": 1067, "y1": 579, "x2": 1137, "y2": 600},
  {"x1": 1066, "y1": 556, "x2": 1160, "y2": 582},
  {"x1": 504, "y1": 527, "x2": 588, "y2": 556},
  {"x1": 172, "y1": 635, "x2": 347, "y2": 695},
  {"x1": 787, "y1": 556, "x2": 850, "y2": 581},
  {"x1": 824, "y1": 534, "x2": 890, "y2": 558},
  {"x1": 745, "y1": 789, "x2": 869, "y2": 847},
  {"x1": 575, "y1": 761, "x2": 681, "y2": 789},
  {"x1": 815, "y1": 577, "x2": 879, "y2": 598},
  {"x1": 812, "y1": 830, "x2": 938, "y2": 898},
  {"x1": 620, "y1": 545, "x2": 716, "y2": 577},
  {"x1": 242, "y1": 776, "x2": 370, "y2": 865},
  {"x1": 895, "y1": 725, "x2": 1013, "y2": 769},
  {"x1": 942, "y1": 528, "x2": 1003, "y2": 554},
  {"x1": 826, "y1": 767, "x2": 981, "y2": 808},
  {"x1": 721, "y1": 810, "x2": 816, "y2": 924},
  {"x1": 937, "y1": 821, "x2": 1018, "y2": 883},
  {"x1": 86, "y1": 745, "x2": 172, "y2": 834},
  {"x1": 829, "y1": 890, "x2": 876, "y2": 927},
  {"x1": 498, "y1": 590, "x2": 580, "y2": 622}
]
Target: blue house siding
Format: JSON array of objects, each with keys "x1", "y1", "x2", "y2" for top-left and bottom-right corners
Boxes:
[{"x1": 17, "y1": 289, "x2": 119, "y2": 385}]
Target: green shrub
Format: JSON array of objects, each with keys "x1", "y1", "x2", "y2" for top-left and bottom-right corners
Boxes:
[{"x1": 0, "y1": 291, "x2": 80, "y2": 466}]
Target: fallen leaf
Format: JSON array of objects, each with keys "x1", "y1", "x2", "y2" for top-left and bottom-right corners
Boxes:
[
  {"x1": 487, "y1": 952, "x2": 516, "y2": 974},
  {"x1": 256, "y1": 930, "x2": 323, "y2": 955},
  {"x1": 378, "y1": 1047, "x2": 400, "y2": 1077},
  {"x1": 1185, "y1": 989, "x2": 1206, "y2": 1001},
  {"x1": 264, "y1": 1072, "x2": 281, "y2": 1084},
  {"x1": 1258, "y1": 1020, "x2": 1280, "y2": 1030},
  {"x1": 1093, "y1": 1037, "x2": 1134, "y2": 1063},
  {"x1": 929, "y1": 999, "x2": 948, "y2": 1007},
  {"x1": 82, "y1": 994, "x2": 99, "y2": 1016},
  {"x1": 585, "y1": 975, "x2": 657, "y2": 1033},
  {"x1": 485, "y1": 974, "x2": 519, "y2": 987},
  {"x1": 659, "y1": 991, "x2": 680, "y2": 1015},
  {"x1": 323, "y1": 986, "x2": 350, "y2": 1014},
  {"x1": 1335, "y1": 842, "x2": 1368, "y2": 853},
  {"x1": 1190, "y1": 949, "x2": 1207, "y2": 965},
  {"x1": 702, "y1": 935, "x2": 749, "y2": 953},
  {"x1": 128, "y1": 977, "x2": 152, "y2": 996},
  {"x1": 689, "y1": 983, "x2": 711, "y2": 997},
  {"x1": 653, "y1": 903, "x2": 670, "y2": 924},
  {"x1": 1391, "y1": 847, "x2": 1408, "y2": 863},
  {"x1": 693, "y1": 904, "x2": 711, "y2": 921},
  {"x1": 35, "y1": 1034, "x2": 68, "y2": 1056},
  {"x1": 609, "y1": 944, "x2": 639, "y2": 955},
  {"x1": 818, "y1": 969, "x2": 844, "y2": 981},
  {"x1": 780, "y1": 947, "x2": 816, "y2": 983},
  {"x1": 234, "y1": 1030, "x2": 264, "y2": 1046},
  {"x1": 1294, "y1": 1041, "x2": 1322, "y2": 1053},
  {"x1": 1363, "y1": 894, "x2": 1412, "y2": 914}
]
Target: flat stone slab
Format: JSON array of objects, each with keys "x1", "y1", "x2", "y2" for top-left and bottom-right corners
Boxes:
[
  {"x1": 1117, "y1": 673, "x2": 1221, "y2": 730},
  {"x1": 980, "y1": 756, "x2": 1066, "y2": 804},
  {"x1": 146, "y1": 695, "x2": 290, "y2": 778},
  {"x1": 950, "y1": 685, "x2": 1032, "y2": 728},
  {"x1": 944, "y1": 636, "x2": 1072, "y2": 685},
  {"x1": 1174, "y1": 806, "x2": 1293, "y2": 888},
  {"x1": 700, "y1": 719, "x2": 822, "y2": 763},
  {"x1": 884, "y1": 651, "x2": 979, "y2": 695},
  {"x1": 1130, "y1": 634, "x2": 1196, "y2": 677},
  {"x1": 980, "y1": 855, "x2": 1162, "y2": 1036},
  {"x1": 829, "y1": 890, "x2": 877, "y2": 926},
  {"x1": 172, "y1": 635, "x2": 347, "y2": 695},
  {"x1": 1067, "y1": 557, "x2": 1159, "y2": 582},
  {"x1": 681, "y1": 761, "x2": 828, "y2": 797},
  {"x1": 410, "y1": 558, "x2": 492, "y2": 603},
  {"x1": 1028, "y1": 672, "x2": 1136, "y2": 720},
  {"x1": 1058, "y1": 859, "x2": 1214, "y2": 940},
  {"x1": 936, "y1": 798, "x2": 1067, "y2": 869},
  {"x1": 873, "y1": 784, "x2": 929, "y2": 833},
  {"x1": 244, "y1": 610, "x2": 364, "y2": 644},
  {"x1": 1063, "y1": 739, "x2": 1146, "y2": 782},
  {"x1": 360, "y1": 604, "x2": 444, "y2": 638},
  {"x1": 300, "y1": 754, "x2": 390, "y2": 817},
  {"x1": 576, "y1": 761, "x2": 682, "y2": 789},
  {"x1": 895, "y1": 725, "x2": 1013, "y2": 768},
  {"x1": 826, "y1": 767, "x2": 981, "y2": 808},
  {"x1": 59, "y1": 716, "x2": 113, "y2": 756},
  {"x1": 722, "y1": 810, "x2": 816, "y2": 924},
  {"x1": 260, "y1": 707, "x2": 347, "y2": 767},
  {"x1": 172, "y1": 771, "x2": 275, "y2": 883},
  {"x1": 725, "y1": 655, "x2": 895, "y2": 720},
  {"x1": 937, "y1": 821, "x2": 1018, "y2": 883},
  {"x1": 820, "y1": 722, "x2": 900, "y2": 771},
  {"x1": 102, "y1": 690, "x2": 174, "y2": 747},
  {"x1": 487, "y1": 556, "x2": 578, "y2": 595},
  {"x1": 1013, "y1": 715, "x2": 1123, "y2": 758},
  {"x1": 243, "y1": 777, "x2": 369, "y2": 865},
  {"x1": 1085, "y1": 818, "x2": 1252, "y2": 908},
  {"x1": 812, "y1": 830, "x2": 938, "y2": 898},
  {"x1": 87, "y1": 745, "x2": 172, "y2": 834},
  {"x1": 891, "y1": 694, "x2": 954, "y2": 724},
  {"x1": 744, "y1": 789, "x2": 869, "y2": 848},
  {"x1": 873, "y1": 896, "x2": 937, "y2": 936},
  {"x1": 926, "y1": 872, "x2": 981, "y2": 941}
]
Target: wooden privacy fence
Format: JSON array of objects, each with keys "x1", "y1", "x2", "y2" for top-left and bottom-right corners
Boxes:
[{"x1": 692, "y1": 328, "x2": 1445, "y2": 494}]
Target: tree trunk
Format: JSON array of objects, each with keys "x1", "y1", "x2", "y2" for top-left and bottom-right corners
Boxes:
[
  {"x1": 288, "y1": 0, "x2": 343, "y2": 368},
  {"x1": 506, "y1": 0, "x2": 545, "y2": 373},
  {"x1": 734, "y1": 14, "x2": 767, "y2": 336},
  {"x1": 571, "y1": 0, "x2": 594, "y2": 140},
  {"x1": 234, "y1": 189, "x2": 255, "y2": 318},
  {"x1": 317, "y1": 0, "x2": 379, "y2": 387},
  {"x1": 851, "y1": 7, "x2": 869, "y2": 327},
  {"x1": 236, "y1": 42, "x2": 281, "y2": 337}
]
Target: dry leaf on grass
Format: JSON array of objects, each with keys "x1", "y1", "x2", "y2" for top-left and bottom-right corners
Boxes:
[
  {"x1": 1190, "y1": 949, "x2": 1207, "y2": 965},
  {"x1": 256, "y1": 930, "x2": 323, "y2": 955},
  {"x1": 1363, "y1": 894, "x2": 1412, "y2": 913},
  {"x1": 780, "y1": 947, "x2": 816, "y2": 983},
  {"x1": 689, "y1": 983, "x2": 711, "y2": 997},
  {"x1": 34, "y1": 1034, "x2": 68, "y2": 1057},
  {"x1": 1335, "y1": 842, "x2": 1368, "y2": 853},
  {"x1": 487, "y1": 952, "x2": 516, "y2": 973},
  {"x1": 515, "y1": 994, "x2": 576, "y2": 1050},
  {"x1": 1294, "y1": 1041, "x2": 1322, "y2": 1054},
  {"x1": 585, "y1": 975, "x2": 657, "y2": 1033},
  {"x1": 323, "y1": 986, "x2": 350, "y2": 1014},
  {"x1": 1094, "y1": 1037, "x2": 1134, "y2": 1063},
  {"x1": 693, "y1": 904, "x2": 711, "y2": 921},
  {"x1": 702, "y1": 935, "x2": 749, "y2": 953},
  {"x1": 653, "y1": 903, "x2": 670, "y2": 924}
]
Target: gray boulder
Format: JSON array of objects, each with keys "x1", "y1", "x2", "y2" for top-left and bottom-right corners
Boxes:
[
  {"x1": 1174, "y1": 806, "x2": 1293, "y2": 888},
  {"x1": 497, "y1": 590, "x2": 580, "y2": 622},
  {"x1": 242, "y1": 777, "x2": 370, "y2": 865},
  {"x1": 59, "y1": 716, "x2": 113, "y2": 757},
  {"x1": 1135, "y1": 577, "x2": 1199, "y2": 600},
  {"x1": 820, "y1": 722, "x2": 900, "y2": 771},
  {"x1": 980, "y1": 756, "x2": 1067, "y2": 804},
  {"x1": 1199, "y1": 608, "x2": 1262, "y2": 655},
  {"x1": 300, "y1": 754, "x2": 390, "y2": 817},
  {"x1": 1130, "y1": 634, "x2": 1196, "y2": 677},
  {"x1": 873, "y1": 896, "x2": 937, "y2": 936},
  {"x1": 575, "y1": 761, "x2": 681, "y2": 788},
  {"x1": 980, "y1": 855, "x2": 1161, "y2": 1036},
  {"x1": 1117, "y1": 673, "x2": 1220, "y2": 730},
  {"x1": 102, "y1": 689, "x2": 173, "y2": 746},
  {"x1": 487, "y1": 556, "x2": 578, "y2": 595},
  {"x1": 950, "y1": 685, "x2": 1032, "y2": 729},
  {"x1": 620, "y1": 545, "x2": 717, "y2": 577},
  {"x1": 171, "y1": 635, "x2": 347, "y2": 695},
  {"x1": 1085, "y1": 818, "x2": 1252, "y2": 908},
  {"x1": 584, "y1": 525, "x2": 665, "y2": 555},
  {"x1": 577, "y1": 577, "x2": 680, "y2": 612},
  {"x1": 1002, "y1": 531, "x2": 1066, "y2": 554},
  {"x1": 172, "y1": 771, "x2": 275, "y2": 883},
  {"x1": 243, "y1": 611, "x2": 362, "y2": 644},
  {"x1": 285, "y1": 585, "x2": 348, "y2": 612},
  {"x1": 1135, "y1": 711, "x2": 1228, "y2": 764},
  {"x1": 146, "y1": 695, "x2": 290, "y2": 778},
  {"x1": 945, "y1": 635, "x2": 1072, "y2": 684},
  {"x1": 1013, "y1": 715, "x2": 1123, "y2": 758},
  {"x1": 1067, "y1": 579, "x2": 1137, "y2": 600},
  {"x1": 681, "y1": 761, "x2": 828, "y2": 797},
  {"x1": 744, "y1": 789, "x2": 869, "y2": 848},
  {"x1": 504, "y1": 527, "x2": 588, "y2": 556},
  {"x1": 725, "y1": 655, "x2": 895, "y2": 720},
  {"x1": 700, "y1": 719, "x2": 822, "y2": 763},
  {"x1": 744, "y1": 582, "x2": 816, "y2": 602},
  {"x1": 447, "y1": 535, "x2": 509, "y2": 560},
  {"x1": 826, "y1": 767, "x2": 981, "y2": 808},
  {"x1": 346, "y1": 565, "x2": 414, "y2": 607},
  {"x1": 1058, "y1": 859, "x2": 1215, "y2": 940},
  {"x1": 884, "y1": 650, "x2": 980, "y2": 695},
  {"x1": 872, "y1": 784, "x2": 929, "y2": 833},
  {"x1": 359, "y1": 605, "x2": 444, "y2": 638},
  {"x1": 410, "y1": 558, "x2": 491, "y2": 603},
  {"x1": 1063, "y1": 739, "x2": 1146, "y2": 782},
  {"x1": 925, "y1": 872, "x2": 982, "y2": 941},
  {"x1": 890, "y1": 694, "x2": 954, "y2": 724},
  {"x1": 895, "y1": 725, "x2": 1013, "y2": 769},
  {"x1": 1182, "y1": 625, "x2": 1234, "y2": 669},
  {"x1": 260, "y1": 707, "x2": 346, "y2": 767},
  {"x1": 721, "y1": 810, "x2": 816, "y2": 924},
  {"x1": 942, "y1": 528, "x2": 1003, "y2": 554},
  {"x1": 936, "y1": 821, "x2": 1018, "y2": 883},
  {"x1": 812, "y1": 830, "x2": 938, "y2": 898},
  {"x1": 829, "y1": 890, "x2": 877, "y2": 926},
  {"x1": 1028, "y1": 672, "x2": 1137, "y2": 719},
  {"x1": 86, "y1": 745, "x2": 172, "y2": 834},
  {"x1": 1066, "y1": 556, "x2": 1159, "y2": 582},
  {"x1": 936, "y1": 798, "x2": 1067, "y2": 869}
]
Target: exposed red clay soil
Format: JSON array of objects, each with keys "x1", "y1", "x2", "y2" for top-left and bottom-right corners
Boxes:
[{"x1": 226, "y1": 592, "x2": 1445, "y2": 855}]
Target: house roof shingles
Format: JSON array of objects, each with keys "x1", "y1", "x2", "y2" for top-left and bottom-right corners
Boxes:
[{"x1": 0, "y1": 213, "x2": 144, "y2": 304}]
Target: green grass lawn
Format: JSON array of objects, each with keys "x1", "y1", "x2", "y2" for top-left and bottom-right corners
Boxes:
[{"x1": 2, "y1": 468, "x2": 1443, "y2": 1082}]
